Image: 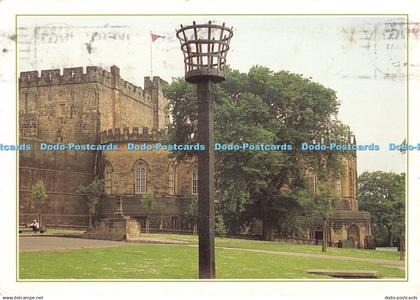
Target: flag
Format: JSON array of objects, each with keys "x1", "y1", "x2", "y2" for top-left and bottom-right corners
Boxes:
[{"x1": 151, "y1": 33, "x2": 165, "y2": 42}]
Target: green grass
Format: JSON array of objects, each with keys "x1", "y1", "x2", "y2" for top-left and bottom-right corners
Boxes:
[
  {"x1": 149, "y1": 234, "x2": 401, "y2": 261},
  {"x1": 19, "y1": 244, "x2": 404, "y2": 279}
]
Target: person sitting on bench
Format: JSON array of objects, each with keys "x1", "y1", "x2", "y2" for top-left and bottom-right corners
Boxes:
[{"x1": 27, "y1": 219, "x2": 40, "y2": 233}]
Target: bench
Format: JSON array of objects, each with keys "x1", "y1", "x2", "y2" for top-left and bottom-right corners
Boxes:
[{"x1": 19, "y1": 225, "x2": 47, "y2": 234}]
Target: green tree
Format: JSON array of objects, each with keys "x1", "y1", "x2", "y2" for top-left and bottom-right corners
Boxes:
[
  {"x1": 358, "y1": 171, "x2": 405, "y2": 249},
  {"x1": 298, "y1": 183, "x2": 339, "y2": 252},
  {"x1": 183, "y1": 195, "x2": 198, "y2": 234},
  {"x1": 32, "y1": 180, "x2": 48, "y2": 224},
  {"x1": 164, "y1": 66, "x2": 350, "y2": 240},
  {"x1": 142, "y1": 192, "x2": 155, "y2": 234},
  {"x1": 32, "y1": 180, "x2": 48, "y2": 206},
  {"x1": 76, "y1": 179, "x2": 104, "y2": 227},
  {"x1": 215, "y1": 214, "x2": 227, "y2": 238},
  {"x1": 142, "y1": 192, "x2": 156, "y2": 209}
]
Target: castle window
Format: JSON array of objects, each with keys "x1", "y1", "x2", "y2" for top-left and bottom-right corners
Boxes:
[
  {"x1": 349, "y1": 168, "x2": 354, "y2": 198},
  {"x1": 59, "y1": 104, "x2": 65, "y2": 117},
  {"x1": 134, "y1": 162, "x2": 147, "y2": 194},
  {"x1": 192, "y1": 165, "x2": 198, "y2": 195},
  {"x1": 168, "y1": 163, "x2": 176, "y2": 195},
  {"x1": 104, "y1": 163, "x2": 113, "y2": 195},
  {"x1": 70, "y1": 106, "x2": 75, "y2": 118}
]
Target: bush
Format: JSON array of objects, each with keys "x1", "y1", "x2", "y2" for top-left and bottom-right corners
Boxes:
[{"x1": 215, "y1": 214, "x2": 227, "y2": 238}]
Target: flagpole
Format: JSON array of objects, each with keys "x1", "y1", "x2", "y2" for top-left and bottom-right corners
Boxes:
[{"x1": 150, "y1": 31, "x2": 153, "y2": 78}]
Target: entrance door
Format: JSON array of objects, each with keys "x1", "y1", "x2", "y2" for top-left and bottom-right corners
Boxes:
[
  {"x1": 315, "y1": 230, "x2": 323, "y2": 245},
  {"x1": 171, "y1": 216, "x2": 179, "y2": 230},
  {"x1": 137, "y1": 217, "x2": 147, "y2": 231},
  {"x1": 347, "y1": 224, "x2": 360, "y2": 248}
]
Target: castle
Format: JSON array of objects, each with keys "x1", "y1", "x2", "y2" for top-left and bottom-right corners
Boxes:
[{"x1": 18, "y1": 65, "x2": 371, "y2": 247}]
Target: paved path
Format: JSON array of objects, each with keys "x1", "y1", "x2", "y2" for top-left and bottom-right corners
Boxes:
[
  {"x1": 20, "y1": 236, "x2": 132, "y2": 252},
  {"x1": 19, "y1": 236, "x2": 186, "y2": 252}
]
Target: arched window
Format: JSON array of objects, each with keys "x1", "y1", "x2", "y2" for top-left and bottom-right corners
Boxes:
[
  {"x1": 192, "y1": 165, "x2": 198, "y2": 195},
  {"x1": 349, "y1": 168, "x2": 354, "y2": 198},
  {"x1": 168, "y1": 163, "x2": 176, "y2": 195},
  {"x1": 134, "y1": 162, "x2": 147, "y2": 194},
  {"x1": 104, "y1": 162, "x2": 113, "y2": 195}
]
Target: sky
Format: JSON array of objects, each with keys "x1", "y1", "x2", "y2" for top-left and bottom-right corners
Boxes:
[{"x1": 17, "y1": 15, "x2": 407, "y2": 173}]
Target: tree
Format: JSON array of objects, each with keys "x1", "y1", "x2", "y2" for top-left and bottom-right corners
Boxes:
[
  {"x1": 164, "y1": 66, "x2": 350, "y2": 240},
  {"x1": 215, "y1": 214, "x2": 227, "y2": 238},
  {"x1": 142, "y1": 192, "x2": 155, "y2": 234},
  {"x1": 183, "y1": 195, "x2": 198, "y2": 234},
  {"x1": 32, "y1": 180, "x2": 48, "y2": 224},
  {"x1": 298, "y1": 183, "x2": 339, "y2": 252},
  {"x1": 76, "y1": 179, "x2": 104, "y2": 227},
  {"x1": 358, "y1": 171, "x2": 405, "y2": 250},
  {"x1": 143, "y1": 192, "x2": 156, "y2": 209}
]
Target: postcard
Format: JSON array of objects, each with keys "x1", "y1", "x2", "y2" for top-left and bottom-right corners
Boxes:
[{"x1": 0, "y1": 1, "x2": 419, "y2": 300}]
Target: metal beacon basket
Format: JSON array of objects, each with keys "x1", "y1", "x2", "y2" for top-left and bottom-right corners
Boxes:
[{"x1": 176, "y1": 21, "x2": 233, "y2": 83}]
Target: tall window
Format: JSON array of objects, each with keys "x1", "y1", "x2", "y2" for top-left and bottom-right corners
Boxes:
[
  {"x1": 349, "y1": 168, "x2": 354, "y2": 198},
  {"x1": 104, "y1": 163, "x2": 112, "y2": 195},
  {"x1": 168, "y1": 163, "x2": 176, "y2": 195},
  {"x1": 135, "y1": 162, "x2": 147, "y2": 194},
  {"x1": 192, "y1": 165, "x2": 198, "y2": 195},
  {"x1": 59, "y1": 103, "x2": 65, "y2": 116}
]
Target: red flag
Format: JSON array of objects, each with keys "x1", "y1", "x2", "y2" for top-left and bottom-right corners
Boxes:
[{"x1": 151, "y1": 33, "x2": 165, "y2": 42}]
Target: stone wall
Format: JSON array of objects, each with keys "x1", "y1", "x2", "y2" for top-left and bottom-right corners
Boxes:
[
  {"x1": 98, "y1": 195, "x2": 187, "y2": 230},
  {"x1": 82, "y1": 217, "x2": 141, "y2": 241},
  {"x1": 19, "y1": 138, "x2": 95, "y2": 226},
  {"x1": 100, "y1": 135, "x2": 196, "y2": 198},
  {"x1": 337, "y1": 152, "x2": 358, "y2": 212},
  {"x1": 19, "y1": 82, "x2": 100, "y2": 144}
]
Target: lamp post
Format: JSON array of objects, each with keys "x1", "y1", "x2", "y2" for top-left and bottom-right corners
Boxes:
[{"x1": 176, "y1": 21, "x2": 233, "y2": 279}]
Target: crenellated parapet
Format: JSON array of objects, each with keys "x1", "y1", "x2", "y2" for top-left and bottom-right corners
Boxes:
[
  {"x1": 20, "y1": 66, "x2": 107, "y2": 87},
  {"x1": 144, "y1": 76, "x2": 168, "y2": 91},
  {"x1": 100, "y1": 127, "x2": 168, "y2": 144},
  {"x1": 19, "y1": 66, "x2": 167, "y2": 107}
]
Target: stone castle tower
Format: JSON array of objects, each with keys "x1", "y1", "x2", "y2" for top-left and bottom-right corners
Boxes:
[
  {"x1": 19, "y1": 66, "x2": 195, "y2": 229},
  {"x1": 19, "y1": 65, "x2": 168, "y2": 142}
]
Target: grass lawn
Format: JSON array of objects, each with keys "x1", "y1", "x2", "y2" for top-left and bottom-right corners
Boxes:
[
  {"x1": 20, "y1": 243, "x2": 404, "y2": 279},
  {"x1": 148, "y1": 234, "x2": 401, "y2": 261}
]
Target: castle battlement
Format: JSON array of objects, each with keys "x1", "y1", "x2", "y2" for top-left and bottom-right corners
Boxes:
[
  {"x1": 100, "y1": 127, "x2": 167, "y2": 144},
  {"x1": 19, "y1": 66, "x2": 167, "y2": 107}
]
